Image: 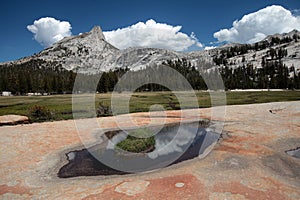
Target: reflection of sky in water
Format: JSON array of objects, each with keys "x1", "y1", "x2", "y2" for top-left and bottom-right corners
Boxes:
[
  {"x1": 67, "y1": 152, "x2": 75, "y2": 160},
  {"x1": 105, "y1": 122, "x2": 217, "y2": 161},
  {"x1": 148, "y1": 125, "x2": 196, "y2": 159},
  {"x1": 60, "y1": 121, "x2": 220, "y2": 177},
  {"x1": 286, "y1": 148, "x2": 300, "y2": 159}
]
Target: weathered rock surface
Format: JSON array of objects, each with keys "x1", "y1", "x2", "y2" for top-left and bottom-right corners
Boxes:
[
  {"x1": 0, "y1": 115, "x2": 29, "y2": 126},
  {"x1": 0, "y1": 101, "x2": 299, "y2": 199},
  {"x1": 2, "y1": 28, "x2": 299, "y2": 74}
]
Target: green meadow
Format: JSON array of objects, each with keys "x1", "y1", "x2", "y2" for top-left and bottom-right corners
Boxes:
[{"x1": 0, "y1": 91, "x2": 299, "y2": 122}]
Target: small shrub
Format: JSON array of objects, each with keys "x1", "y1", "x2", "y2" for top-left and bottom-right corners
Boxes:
[
  {"x1": 96, "y1": 102, "x2": 112, "y2": 117},
  {"x1": 198, "y1": 119, "x2": 210, "y2": 128},
  {"x1": 168, "y1": 100, "x2": 179, "y2": 110},
  {"x1": 28, "y1": 105, "x2": 53, "y2": 122}
]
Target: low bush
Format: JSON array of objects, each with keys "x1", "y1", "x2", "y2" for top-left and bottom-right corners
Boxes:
[
  {"x1": 96, "y1": 101, "x2": 112, "y2": 117},
  {"x1": 28, "y1": 105, "x2": 53, "y2": 122}
]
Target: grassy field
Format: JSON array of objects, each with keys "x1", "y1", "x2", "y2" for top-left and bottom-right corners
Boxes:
[{"x1": 0, "y1": 91, "x2": 299, "y2": 122}]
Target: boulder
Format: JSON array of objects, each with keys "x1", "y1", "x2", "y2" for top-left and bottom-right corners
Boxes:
[{"x1": 0, "y1": 115, "x2": 29, "y2": 126}]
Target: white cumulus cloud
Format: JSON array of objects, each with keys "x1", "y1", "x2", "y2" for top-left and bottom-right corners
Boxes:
[
  {"x1": 214, "y1": 5, "x2": 300, "y2": 44},
  {"x1": 204, "y1": 46, "x2": 217, "y2": 50},
  {"x1": 27, "y1": 17, "x2": 72, "y2": 47},
  {"x1": 103, "y1": 19, "x2": 202, "y2": 51}
]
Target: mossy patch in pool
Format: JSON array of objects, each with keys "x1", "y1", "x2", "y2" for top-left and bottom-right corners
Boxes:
[{"x1": 116, "y1": 135, "x2": 155, "y2": 153}]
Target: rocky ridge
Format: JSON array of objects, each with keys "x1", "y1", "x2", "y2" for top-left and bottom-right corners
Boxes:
[{"x1": 1, "y1": 27, "x2": 300, "y2": 74}]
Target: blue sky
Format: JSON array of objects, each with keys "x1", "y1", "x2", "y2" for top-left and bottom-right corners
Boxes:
[{"x1": 1, "y1": 0, "x2": 299, "y2": 62}]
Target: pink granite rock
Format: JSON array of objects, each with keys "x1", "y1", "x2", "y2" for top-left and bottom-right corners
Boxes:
[
  {"x1": 0, "y1": 101, "x2": 299, "y2": 199},
  {"x1": 0, "y1": 115, "x2": 29, "y2": 126}
]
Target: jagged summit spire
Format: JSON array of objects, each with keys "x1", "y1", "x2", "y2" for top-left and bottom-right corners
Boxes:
[{"x1": 90, "y1": 25, "x2": 105, "y2": 40}]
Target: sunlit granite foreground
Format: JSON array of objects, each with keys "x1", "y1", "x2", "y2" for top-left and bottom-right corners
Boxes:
[{"x1": 0, "y1": 101, "x2": 299, "y2": 199}]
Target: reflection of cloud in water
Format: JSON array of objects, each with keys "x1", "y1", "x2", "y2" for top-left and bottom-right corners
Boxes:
[
  {"x1": 59, "y1": 121, "x2": 219, "y2": 177},
  {"x1": 106, "y1": 122, "x2": 205, "y2": 160},
  {"x1": 286, "y1": 148, "x2": 300, "y2": 159},
  {"x1": 106, "y1": 132, "x2": 127, "y2": 150},
  {"x1": 67, "y1": 152, "x2": 75, "y2": 160},
  {"x1": 148, "y1": 128, "x2": 195, "y2": 159}
]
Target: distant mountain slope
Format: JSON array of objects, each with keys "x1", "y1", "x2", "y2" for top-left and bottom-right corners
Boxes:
[
  {"x1": 1, "y1": 28, "x2": 300, "y2": 94},
  {"x1": 210, "y1": 29, "x2": 300, "y2": 73},
  {"x1": 1, "y1": 26, "x2": 299, "y2": 75},
  {"x1": 0, "y1": 26, "x2": 209, "y2": 73}
]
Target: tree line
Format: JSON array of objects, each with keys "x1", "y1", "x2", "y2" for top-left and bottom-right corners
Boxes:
[
  {"x1": 0, "y1": 56, "x2": 299, "y2": 95},
  {"x1": 220, "y1": 61, "x2": 299, "y2": 90},
  {"x1": 0, "y1": 59, "x2": 76, "y2": 95},
  {"x1": 0, "y1": 59, "x2": 129, "y2": 95}
]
